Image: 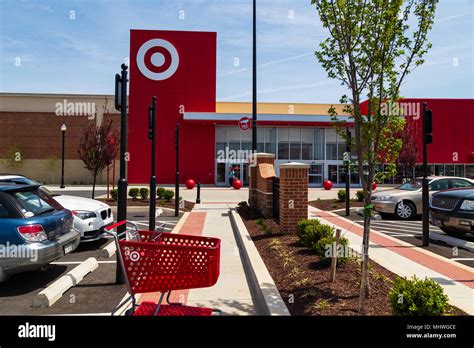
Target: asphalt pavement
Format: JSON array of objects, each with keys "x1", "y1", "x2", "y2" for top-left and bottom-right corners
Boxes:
[{"x1": 0, "y1": 208, "x2": 180, "y2": 315}]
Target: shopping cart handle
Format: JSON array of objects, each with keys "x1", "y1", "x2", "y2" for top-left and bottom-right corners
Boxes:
[{"x1": 105, "y1": 220, "x2": 127, "y2": 231}]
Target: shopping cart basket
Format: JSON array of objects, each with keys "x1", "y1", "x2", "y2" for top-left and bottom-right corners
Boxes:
[{"x1": 105, "y1": 220, "x2": 221, "y2": 316}]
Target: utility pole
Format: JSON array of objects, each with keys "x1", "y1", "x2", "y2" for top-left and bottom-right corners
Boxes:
[
  {"x1": 251, "y1": 0, "x2": 257, "y2": 152},
  {"x1": 422, "y1": 102, "x2": 433, "y2": 247},
  {"x1": 114, "y1": 63, "x2": 128, "y2": 284},
  {"x1": 148, "y1": 96, "x2": 157, "y2": 231}
]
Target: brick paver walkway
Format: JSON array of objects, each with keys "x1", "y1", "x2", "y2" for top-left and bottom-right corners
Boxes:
[
  {"x1": 138, "y1": 211, "x2": 207, "y2": 305},
  {"x1": 311, "y1": 209, "x2": 474, "y2": 288}
]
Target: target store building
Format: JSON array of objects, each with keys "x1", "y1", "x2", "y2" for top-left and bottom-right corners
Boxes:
[
  {"x1": 127, "y1": 29, "x2": 474, "y2": 186},
  {"x1": 0, "y1": 29, "x2": 473, "y2": 186}
]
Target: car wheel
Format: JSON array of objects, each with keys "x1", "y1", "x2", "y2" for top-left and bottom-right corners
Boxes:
[
  {"x1": 395, "y1": 201, "x2": 415, "y2": 220},
  {"x1": 440, "y1": 227, "x2": 466, "y2": 237}
]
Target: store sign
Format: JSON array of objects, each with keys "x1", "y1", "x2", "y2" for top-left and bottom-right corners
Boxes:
[
  {"x1": 128, "y1": 30, "x2": 217, "y2": 184},
  {"x1": 238, "y1": 117, "x2": 252, "y2": 131},
  {"x1": 136, "y1": 38, "x2": 180, "y2": 81}
]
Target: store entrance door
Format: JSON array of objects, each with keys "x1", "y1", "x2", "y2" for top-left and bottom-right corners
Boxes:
[{"x1": 216, "y1": 162, "x2": 249, "y2": 186}]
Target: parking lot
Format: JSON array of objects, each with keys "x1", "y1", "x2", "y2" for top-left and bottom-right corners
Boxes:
[
  {"x1": 0, "y1": 208, "x2": 180, "y2": 315},
  {"x1": 335, "y1": 211, "x2": 474, "y2": 268}
]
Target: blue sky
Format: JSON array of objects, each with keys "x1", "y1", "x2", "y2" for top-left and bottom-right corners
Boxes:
[{"x1": 1, "y1": 0, "x2": 473, "y2": 103}]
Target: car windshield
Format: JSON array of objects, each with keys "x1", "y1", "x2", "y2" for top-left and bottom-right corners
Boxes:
[
  {"x1": 8, "y1": 189, "x2": 56, "y2": 216},
  {"x1": 398, "y1": 179, "x2": 423, "y2": 191}
]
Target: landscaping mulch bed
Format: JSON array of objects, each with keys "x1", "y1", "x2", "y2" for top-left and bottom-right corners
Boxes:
[
  {"x1": 236, "y1": 203, "x2": 464, "y2": 316},
  {"x1": 309, "y1": 199, "x2": 364, "y2": 211},
  {"x1": 98, "y1": 198, "x2": 195, "y2": 211}
]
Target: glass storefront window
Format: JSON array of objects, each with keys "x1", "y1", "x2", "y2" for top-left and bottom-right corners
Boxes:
[
  {"x1": 314, "y1": 129, "x2": 324, "y2": 160},
  {"x1": 289, "y1": 128, "x2": 301, "y2": 160},
  {"x1": 265, "y1": 128, "x2": 276, "y2": 155},
  {"x1": 467, "y1": 165, "x2": 474, "y2": 179},
  {"x1": 278, "y1": 128, "x2": 289, "y2": 159},
  {"x1": 454, "y1": 164, "x2": 465, "y2": 177},
  {"x1": 326, "y1": 129, "x2": 338, "y2": 160},
  {"x1": 435, "y1": 164, "x2": 444, "y2": 176},
  {"x1": 301, "y1": 129, "x2": 313, "y2": 160},
  {"x1": 444, "y1": 165, "x2": 454, "y2": 177}
]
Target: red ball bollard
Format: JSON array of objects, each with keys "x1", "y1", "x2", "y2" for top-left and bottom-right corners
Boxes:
[
  {"x1": 323, "y1": 180, "x2": 333, "y2": 190},
  {"x1": 372, "y1": 181, "x2": 378, "y2": 191},
  {"x1": 232, "y1": 179, "x2": 242, "y2": 190},
  {"x1": 185, "y1": 179, "x2": 195, "y2": 190}
]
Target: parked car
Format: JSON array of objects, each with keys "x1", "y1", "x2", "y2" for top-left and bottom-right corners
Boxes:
[
  {"x1": 430, "y1": 188, "x2": 474, "y2": 236},
  {"x1": 0, "y1": 175, "x2": 114, "y2": 242},
  {"x1": 0, "y1": 184, "x2": 80, "y2": 282},
  {"x1": 372, "y1": 176, "x2": 474, "y2": 220}
]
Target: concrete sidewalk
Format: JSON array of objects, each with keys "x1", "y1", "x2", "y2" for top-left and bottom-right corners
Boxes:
[
  {"x1": 308, "y1": 205, "x2": 474, "y2": 315},
  {"x1": 139, "y1": 203, "x2": 257, "y2": 315}
]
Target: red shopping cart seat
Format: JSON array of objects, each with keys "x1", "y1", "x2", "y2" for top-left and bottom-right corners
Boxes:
[{"x1": 133, "y1": 301, "x2": 213, "y2": 316}]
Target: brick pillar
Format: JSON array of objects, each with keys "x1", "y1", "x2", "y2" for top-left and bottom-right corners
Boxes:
[
  {"x1": 279, "y1": 162, "x2": 309, "y2": 233},
  {"x1": 248, "y1": 153, "x2": 275, "y2": 209}
]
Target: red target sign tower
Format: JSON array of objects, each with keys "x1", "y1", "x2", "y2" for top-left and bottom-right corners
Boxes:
[{"x1": 128, "y1": 30, "x2": 217, "y2": 184}]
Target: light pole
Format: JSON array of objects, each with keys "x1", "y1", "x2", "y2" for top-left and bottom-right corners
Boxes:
[
  {"x1": 114, "y1": 63, "x2": 128, "y2": 285},
  {"x1": 148, "y1": 96, "x2": 157, "y2": 231},
  {"x1": 60, "y1": 123, "x2": 67, "y2": 188},
  {"x1": 251, "y1": 0, "x2": 257, "y2": 152}
]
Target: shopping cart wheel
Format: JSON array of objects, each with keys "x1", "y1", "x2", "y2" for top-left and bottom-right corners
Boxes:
[{"x1": 124, "y1": 308, "x2": 135, "y2": 316}]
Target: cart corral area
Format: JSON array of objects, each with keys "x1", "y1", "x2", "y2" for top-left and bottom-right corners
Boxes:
[{"x1": 0, "y1": 208, "x2": 180, "y2": 315}]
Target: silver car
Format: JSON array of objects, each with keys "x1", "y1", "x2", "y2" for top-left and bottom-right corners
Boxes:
[{"x1": 372, "y1": 176, "x2": 474, "y2": 220}]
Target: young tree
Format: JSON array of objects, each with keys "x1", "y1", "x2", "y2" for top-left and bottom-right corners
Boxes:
[
  {"x1": 78, "y1": 115, "x2": 118, "y2": 199},
  {"x1": 312, "y1": 0, "x2": 437, "y2": 313},
  {"x1": 43, "y1": 156, "x2": 59, "y2": 184},
  {"x1": 397, "y1": 121, "x2": 419, "y2": 181},
  {"x1": 2, "y1": 144, "x2": 24, "y2": 171}
]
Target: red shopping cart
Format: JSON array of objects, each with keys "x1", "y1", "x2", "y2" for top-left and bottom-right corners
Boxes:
[{"x1": 105, "y1": 220, "x2": 221, "y2": 316}]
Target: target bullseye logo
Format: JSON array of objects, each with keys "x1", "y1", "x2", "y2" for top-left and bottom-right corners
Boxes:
[
  {"x1": 129, "y1": 251, "x2": 141, "y2": 262},
  {"x1": 136, "y1": 39, "x2": 180, "y2": 81}
]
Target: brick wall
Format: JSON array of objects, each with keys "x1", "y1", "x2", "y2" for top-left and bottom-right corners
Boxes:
[
  {"x1": 279, "y1": 163, "x2": 309, "y2": 233},
  {"x1": 0, "y1": 111, "x2": 120, "y2": 184},
  {"x1": 248, "y1": 153, "x2": 275, "y2": 212},
  {"x1": 256, "y1": 162, "x2": 275, "y2": 218},
  {"x1": 0, "y1": 111, "x2": 120, "y2": 160}
]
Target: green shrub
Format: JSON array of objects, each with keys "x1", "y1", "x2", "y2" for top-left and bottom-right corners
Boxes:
[
  {"x1": 388, "y1": 276, "x2": 449, "y2": 316},
  {"x1": 163, "y1": 190, "x2": 175, "y2": 202},
  {"x1": 337, "y1": 189, "x2": 346, "y2": 202},
  {"x1": 139, "y1": 188, "x2": 149, "y2": 200},
  {"x1": 264, "y1": 225, "x2": 273, "y2": 234},
  {"x1": 299, "y1": 223, "x2": 333, "y2": 248},
  {"x1": 356, "y1": 190, "x2": 364, "y2": 202},
  {"x1": 296, "y1": 219, "x2": 320, "y2": 239},
  {"x1": 256, "y1": 218, "x2": 264, "y2": 226},
  {"x1": 312, "y1": 235, "x2": 349, "y2": 265},
  {"x1": 157, "y1": 187, "x2": 166, "y2": 199},
  {"x1": 128, "y1": 188, "x2": 139, "y2": 200},
  {"x1": 110, "y1": 189, "x2": 118, "y2": 201}
]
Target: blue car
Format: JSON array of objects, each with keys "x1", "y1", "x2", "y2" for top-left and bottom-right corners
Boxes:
[{"x1": 0, "y1": 184, "x2": 80, "y2": 282}]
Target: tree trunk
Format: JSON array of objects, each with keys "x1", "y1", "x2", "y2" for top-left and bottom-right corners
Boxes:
[{"x1": 92, "y1": 174, "x2": 96, "y2": 199}]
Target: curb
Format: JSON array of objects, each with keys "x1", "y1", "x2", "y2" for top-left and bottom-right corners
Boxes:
[
  {"x1": 229, "y1": 209, "x2": 290, "y2": 316},
  {"x1": 171, "y1": 212, "x2": 190, "y2": 233},
  {"x1": 33, "y1": 257, "x2": 99, "y2": 308}
]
